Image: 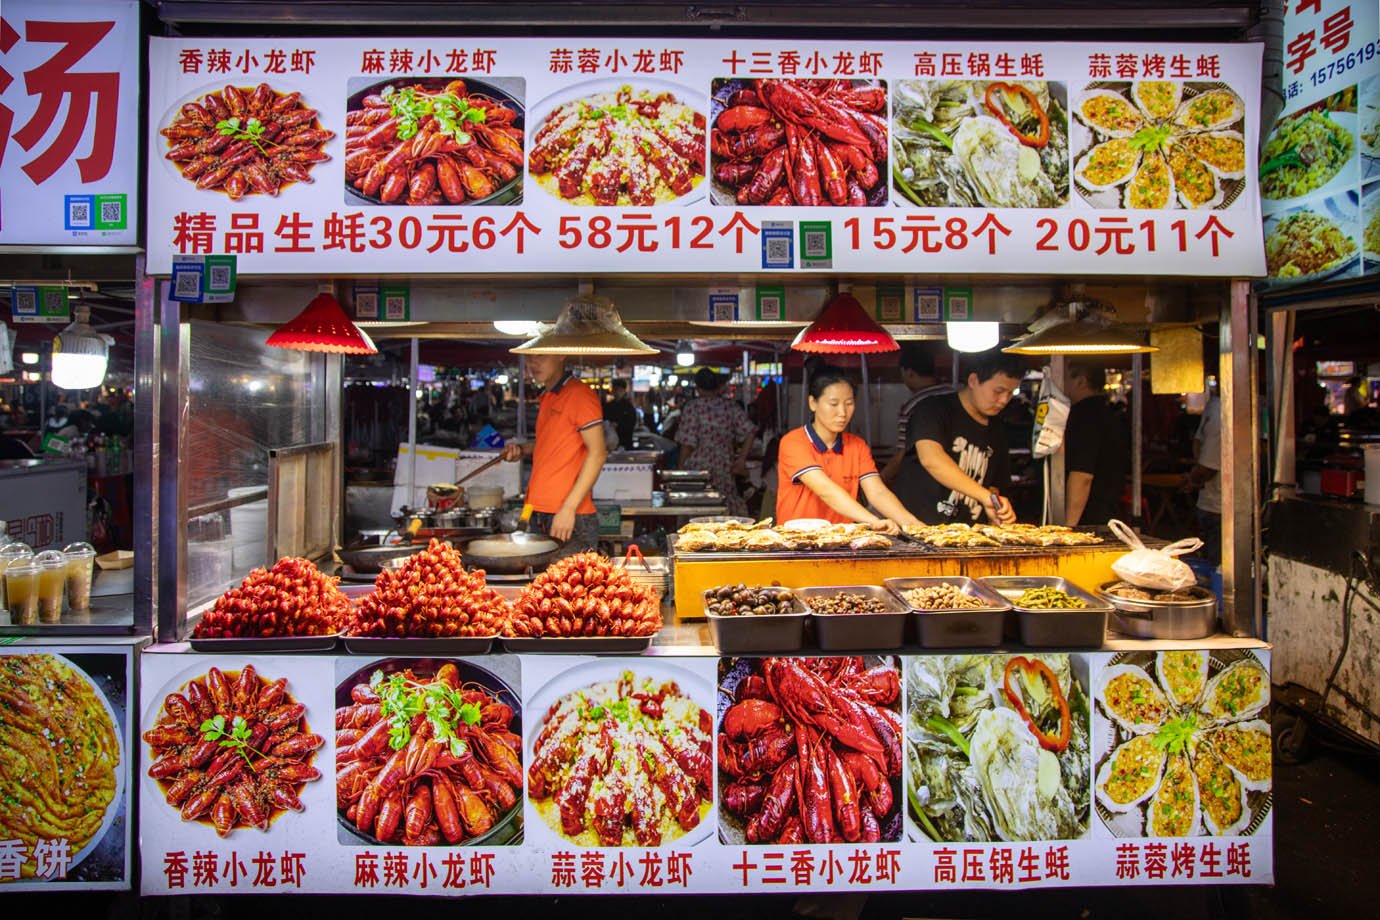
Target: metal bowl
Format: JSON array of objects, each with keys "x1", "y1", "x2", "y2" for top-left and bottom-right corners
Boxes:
[
  {"x1": 462, "y1": 532, "x2": 564, "y2": 574},
  {"x1": 1099, "y1": 581, "x2": 1219, "y2": 640}
]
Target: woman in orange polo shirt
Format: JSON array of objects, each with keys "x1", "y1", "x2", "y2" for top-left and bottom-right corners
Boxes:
[{"x1": 776, "y1": 366, "x2": 922, "y2": 533}]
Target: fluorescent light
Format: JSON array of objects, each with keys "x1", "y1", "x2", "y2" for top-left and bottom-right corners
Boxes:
[
  {"x1": 946, "y1": 321, "x2": 1000, "y2": 353},
  {"x1": 20, "y1": 352, "x2": 39, "y2": 365},
  {"x1": 676, "y1": 351, "x2": 695, "y2": 367},
  {"x1": 50, "y1": 307, "x2": 111, "y2": 390},
  {"x1": 493, "y1": 320, "x2": 543, "y2": 336}
]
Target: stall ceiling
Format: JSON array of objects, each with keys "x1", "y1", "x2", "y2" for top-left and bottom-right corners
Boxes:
[{"x1": 148, "y1": 0, "x2": 1259, "y2": 38}]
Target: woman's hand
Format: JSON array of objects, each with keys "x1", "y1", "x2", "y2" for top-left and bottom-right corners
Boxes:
[{"x1": 869, "y1": 518, "x2": 901, "y2": 536}]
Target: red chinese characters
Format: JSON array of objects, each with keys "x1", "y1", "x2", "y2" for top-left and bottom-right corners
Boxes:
[
  {"x1": 162, "y1": 851, "x2": 307, "y2": 890},
  {"x1": 548, "y1": 47, "x2": 685, "y2": 76},
  {"x1": 1112, "y1": 840, "x2": 1254, "y2": 882},
  {"x1": 913, "y1": 51, "x2": 1044, "y2": 79},
  {"x1": 932, "y1": 845, "x2": 1069, "y2": 887},
  {"x1": 1087, "y1": 52, "x2": 1219, "y2": 80},
  {"x1": 720, "y1": 49, "x2": 886, "y2": 77},
  {"x1": 352, "y1": 850, "x2": 495, "y2": 891},
  {"x1": 555, "y1": 851, "x2": 694, "y2": 890},
  {"x1": 733, "y1": 848, "x2": 901, "y2": 888},
  {"x1": 180, "y1": 47, "x2": 316, "y2": 76},
  {"x1": 1, "y1": 17, "x2": 119, "y2": 184}
]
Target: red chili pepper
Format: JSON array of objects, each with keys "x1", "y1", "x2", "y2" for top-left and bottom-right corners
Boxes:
[
  {"x1": 1001, "y1": 656, "x2": 1071, "y2": 752},
  {"x1": 984, "y1": 82, "x2": 1050, "y2": 149}
]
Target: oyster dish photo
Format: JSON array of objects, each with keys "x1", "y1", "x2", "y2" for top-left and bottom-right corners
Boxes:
[
  {"x1": 907, "y1": 654, "x2": 1092, "y2": 842},
  {"x1": 891, "y1": 80, "x2": 1070, "y2": 209},
  {"x1": 1072, "y1": 81, "x2": 1247, "y2": 210},
  {"x1": 1093, "y1": 649, "x2": 1272, "y2": 838}
]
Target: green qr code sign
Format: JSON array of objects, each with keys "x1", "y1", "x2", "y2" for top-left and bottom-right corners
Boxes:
[
  {"x1": 95, "y1": 195, "x2": 128, "y2": 230},
  {"x1": 799, "y1": 221, "x2": 832, "y2": 265}
]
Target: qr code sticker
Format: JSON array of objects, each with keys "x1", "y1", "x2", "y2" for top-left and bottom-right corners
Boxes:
[
  {"x1": 68, "y1": 200, "x2": 91, "y2": 228},
  {"x1": 948, "y1": 297, "x2": 970, "y2": 320},
  {"x1": 804, "y1": 231, "x2": 828, "y2": 258},
  {"x1": 100, "y1": 199, "x2": 123, "y2": 224},
  {"x1": 916, "y1": 295, "x2": 940, "y2": 321},
  {"x1": 759, "y1": 296, "x2": 782, "y2": 320},
  {"x1": 765, "y1": 237, "x2": 790, "y2": 264},
  {"x1": 174, "y1": 271, "x2": 201, "y2": 299},
  {"x1": 208, "y1": 265, "x2": 231, "y2": 291},
  {"x1": 354, "y1": 292, "x2": 378, "y2": 318},
  {"x1": 14, "y1": 290, "x2": 36, "y2": 313},
  {"x1": 384, "y1": 295, "x2": 406, "y2": 320}
]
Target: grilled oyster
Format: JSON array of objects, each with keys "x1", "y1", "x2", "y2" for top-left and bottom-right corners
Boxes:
[
  {"x1": 1193, "y1": 745, "x2": 1249, "y2": 835},
  {"x1": 1179, "y1": 130, "x2": 1247, "y2": 179},
  {"x1": 1076, "y1": 88, "x2": 1146, "y2": 138},
  {"x1": 1132, "y1": 81, "x2": 1183, "y2": 120},
  {"x1": 1175, "y1": 88, "x2": 1244, "y2": 133},
  {"x1": 1098, "y1": 664, "x2": 1171, "y2": 734},
  {"x1": 1146, "y1": 754, "x2": 1200, "y2": 837},
  {"x1": 1074, "y1": 137, "x2": 1141, "y2": 191},
  {"x1": 1123, "y1": 152, "x2": 1175, "y2": 209},
  {"x1": 1202, "y1": 719, "x2": 1271, "y2": 792},
  {"x1": 1198, "y1": 656, "x2": 1270, "y2": 724},
  {"x1": 676, "y1": 532, "x2": 719, "y2": 552},
  {"x1": 1095, "y1": 734, "x2": 1166, "y2": 812},
  {"x1": 1169, "y1": 143, "x2": 1222, "y2": 209},
  {"x1": 1156, "y1": 650, "x2": 1209, "y2": 709}
]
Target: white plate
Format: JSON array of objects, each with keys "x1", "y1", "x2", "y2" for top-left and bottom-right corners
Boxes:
[
  {"x1": 780, "y1": 518, "x2": 832, "y2": 531},
  {"x1": 152, "y1": 77, "x2": 333, "y2": 193},
  {"x1": 1260, "y1": 110, "x2": 1359, "y2": 208},
  {"x1": 525, "y1": 76, "x2": 707, "y2": 207},
  {"x1": 523, "y1": 658, "x2": 715, "y2": 849}
]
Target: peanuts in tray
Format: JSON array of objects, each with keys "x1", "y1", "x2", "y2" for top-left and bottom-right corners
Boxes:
[{"x1": 899, "y1": 583, "x2": 994, "y2": 610}]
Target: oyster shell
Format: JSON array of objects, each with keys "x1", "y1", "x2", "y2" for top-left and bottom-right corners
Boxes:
[
  {"x1": 1074, "y1": 138, "x2": 1141, "y2": 191},
  {"x1": 1156, "y1": 650, "x2": 1209, "y2": 709},
  {"x1": 1179, "y1": 130, "x2": 1247, "y2": 180},
  {"x1": 1192, "y1": 745, "x2": 1250, "y2": 835},
  {"x1": 1145, "y1": 754, "x2": 1200, "y2": 837},
  {"x1": 1098, "y1": 663, "x2": 1171, "y2": 734},
  {"x1": 1133, "y1": 81, "x2": 1183, "y2": 121},
  {"x1": 970, "y1": 707, "x2": 1080, "y2": 841},
  {"x1": 952, "y1": 115, "x2": 1057, "y2": 208},
  {"x1": 1168, "y1": 144, "x2": 1223, "y2": 210},
  {"x1": 1198, "y1": 656, "x2": 1270, "y2": 724},
  {"x1": 1123, "y1": 152, "x2": 1175, "y2": 209},
  {"x1": 1203, "y1": 719, "x2": 1272, "y2": 792},
  {"x1": 1095, "y1": 734, "x2": 1166, "y2": 813},
  {"x1": 1076, "y1": 88, "x2": 1145, "y2": 138},
  {"x1": 1175, "y1": 88, "x2": 1245, "y2": 133}
]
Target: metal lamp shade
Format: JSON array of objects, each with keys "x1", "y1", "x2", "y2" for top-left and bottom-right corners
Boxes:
[
  {"x1": 266, "y1": 293, "x2": 378, "y2": 354},
  {"x1": 510, "y1": 294, "x2": 658, "y2": 356},
  {"x1": 791, "y1": 293, "x2": 899, "y2": 354},
  {"x1": 1003, "y1": 318, "x2": 1156, "y2": 355}
]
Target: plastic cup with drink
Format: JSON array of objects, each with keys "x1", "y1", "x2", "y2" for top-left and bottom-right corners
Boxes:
[
  {"x1": 0, "y1": 541, "x2": 33, "y2": 614},
  {"x1": 5, "y1": 559, "x2": 39, "y2": 625},
  {"x1": 34, "y1": 550, "x2": 66, "y2": 624},
  {"x1": 63, "y1": 542, "x2": 97, "y2": 611}
]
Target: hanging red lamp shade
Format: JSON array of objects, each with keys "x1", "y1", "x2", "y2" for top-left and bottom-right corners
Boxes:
[
  {"x1": 790, "y1": 292, "x2": 899, "y2": 354},
  {"x1": 266, "y1": 293, "x2": 378, "y2": 354}
]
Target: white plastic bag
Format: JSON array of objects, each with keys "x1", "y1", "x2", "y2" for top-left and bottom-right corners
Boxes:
[
  {"x1": 1107, "y1": 519, "x2": 1203, "y2": 591},
  {"x1": 1030, "y1": 366, "x2": 1070, "y2": 460}
]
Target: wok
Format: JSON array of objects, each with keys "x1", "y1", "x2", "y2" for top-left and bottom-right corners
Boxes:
[
  {"x1": 336, "y1": 528, "x2": 491, "y2": 574},
  {"x1": 462, "y1": 532, "x2": 564, "y2": 575}
]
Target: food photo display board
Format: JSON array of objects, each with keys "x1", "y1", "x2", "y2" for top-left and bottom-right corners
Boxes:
[
  {"x1": 0, "y1": 644, "x2": 136, "y2": 891},
  {"x1": 146, "y1": 38, "x2": 1265, "y2": 278},
  {"x1": 138, "y1": 648, "x2": 1273, "y2": 895}
]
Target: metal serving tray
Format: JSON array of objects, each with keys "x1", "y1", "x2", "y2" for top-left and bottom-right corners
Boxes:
[
  {"x1": 976, "y1": 575, "x2": 1111, "y2": 648},
  {"x1": 794, "y1": 585, "x2": 908, "y2": 651},
  {"x1": 703, "y1": 590, "x2": 808, "y2": 654},
  {"x1": 883, "y1": 576, "x2": 1010, "y2": 649}
]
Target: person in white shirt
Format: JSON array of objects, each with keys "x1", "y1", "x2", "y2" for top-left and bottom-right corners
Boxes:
[{"x1": 1182, "y1": 395, "x2": 1220, "y2": 565}]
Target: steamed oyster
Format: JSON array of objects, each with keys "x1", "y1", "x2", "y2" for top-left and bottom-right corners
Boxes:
[
  {"x1": 1123, "y1": 152, "x2": 1174, "y2": 209},
  {"x1": 1095, "y1": 734, "x2": 1166, "y2": 812},
  {"x1": 969, "y1": 707, "x2": 1080, "y2": 841},
  {"x1": 1133, "y1": 81, "x2": 1183, "y2": 120},
  {"x1": 1179, "y1": 130, "x2": 1247, "y2": 179},
  {"x1": 1175, "y1": 88, "x2": 1244, "y2": 132},
  {"x1": 1156, "y1": 650, "x2": 1209, "y2": 708},
  {"x1": 952, "y1": 115, "x2": 1057, "y2": 208},
  {"x1": 1199, "y1": 657, "x2": 1270, "y2": 723},
  {"x1": 1169, "y1": 144, "x2": 1222, "y2": 209},
  {"x1": 1074, "y1": 138, "x2": 1141, "y2": 190},
  {"x1": 1203, "y1": 719, "x2": 1272, "y2": 791},
  {"x1": 1076, "y1": 88, "x2": 1145, "y2": 137},
  {"x1": 1098, "y1": 663, "x2": 1170, "y2": 734},
  {"x1": 1146, "y1": 754, "x2": 1200, "y2": 837},
  {"x1": 1193, "y1": 745, "x2": 1249, "y2": 836}
]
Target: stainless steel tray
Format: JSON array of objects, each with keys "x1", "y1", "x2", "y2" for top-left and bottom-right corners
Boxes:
[
  {"x1": 794, "y1": 585, "x2": 907, "y2": 651},
  {"x1": 500, "y1": 636, "x2": 653, "y2": 654},
  {"x1": 666, "y1": 490, "x2": 725, "y2": 506},
  {"x1": 883, "y1": 576, "x2": 1009, "y2": 612},
  {"x1": 342, "y1": 635, "x2": 495, "y2": 655},
  {"x1": 704, "y1": 590, "x2": 808, "y2": 654},
  {"x1": 976, "y1": 576, "x2": 1110, "y2": 648},
  {"x1": 883, "y1": 576, "x2": 1009, "y2": 649},
  {"x1": 188, "y1": 632, "x2": 341, "y2": 652},
  {"x1": 660, "y1": 469, "x2": 711, "y2": 482}
]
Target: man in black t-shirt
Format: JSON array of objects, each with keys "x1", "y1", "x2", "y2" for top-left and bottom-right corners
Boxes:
[
  {"x1": 603, "y1": 378, "x2": 637, "y2": 450},
  {"x1": 896, "y1": 349, "x2": 1022, "y2": 523},
  {"x1": 1063, "y1": 363, "x2": 1130, "y2": 526}
]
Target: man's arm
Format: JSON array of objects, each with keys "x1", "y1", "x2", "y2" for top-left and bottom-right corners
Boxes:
[
  {"x1": 550, "y1": 424, "x2": 608, "y2": 541},
  {"x1": 1065, "y1": 471, "x2": 1094, "y2": 526},
  {"x1": 915, "y1": 439, "x2": 1014, "y2": 522},
  {"x1": 879, "y1": 449, "x2": 904, "y2": 484}
]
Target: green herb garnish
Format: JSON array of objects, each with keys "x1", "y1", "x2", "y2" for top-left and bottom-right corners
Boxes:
[{"x1": 199, "y1": 714, "x2": 265, "y2": 766}]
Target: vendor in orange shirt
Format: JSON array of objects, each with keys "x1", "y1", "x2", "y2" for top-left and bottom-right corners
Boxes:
[
  {"x1": 500, "y1": 353, "x2": 608, "y2": 556},
  {"x1": 775, "y1": 366, "x2": 921, "y2": 534}
]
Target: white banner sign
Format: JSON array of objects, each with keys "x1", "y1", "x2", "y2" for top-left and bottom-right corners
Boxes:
[
  {"x1": 0, "y1": 0, "x2": 140, "y2": 246},
  {"x1": 138, "y1": 648, "x2": 1273, "y2": 895},
  {"x1": 146, "y1": 37, "x2": 1265, "y2": 277}
]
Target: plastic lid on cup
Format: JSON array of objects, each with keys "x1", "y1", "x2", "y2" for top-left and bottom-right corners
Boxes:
[
  {"x1": 5, "y1": 559, "x2": 36, "y2": 574},
  {"x1": 62, "y1": 542, "x2": 97, "y2": 558},
  {"x1": 34, "y1": 550, "x2": 65, "y2": 568},
  {"x1": 0, "y1": 542, "x2": 32, "y2": 561}
]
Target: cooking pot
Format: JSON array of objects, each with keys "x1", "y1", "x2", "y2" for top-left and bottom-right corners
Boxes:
[
  {"x1": 462, "y1": 532, "x2": 564, "y2": 574},
  {"x1": 468, "y1": 485, "x2": 505, "y2": 511}
]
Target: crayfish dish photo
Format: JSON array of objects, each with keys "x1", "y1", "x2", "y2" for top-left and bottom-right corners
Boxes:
[
  {"x1": 144, "y1": 664, "x2": 322, "y2": 837},
  {"x1": 526, "y1": 663, "x2": 713, "y2": 847},
  {"x1": 335, "y1": 658, "x2": 523, "y2": 847},
  {"x1": 718, "y1": 656, "x2": 904, "y2": 844},
  {"x1": 344, "y1": 77, "x2": 524, "y2": 206}
]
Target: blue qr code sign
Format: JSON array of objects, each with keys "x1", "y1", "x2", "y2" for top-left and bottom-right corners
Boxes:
[{"x1": 64, "y1": 195, "x2": 95, "y2": 230}]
